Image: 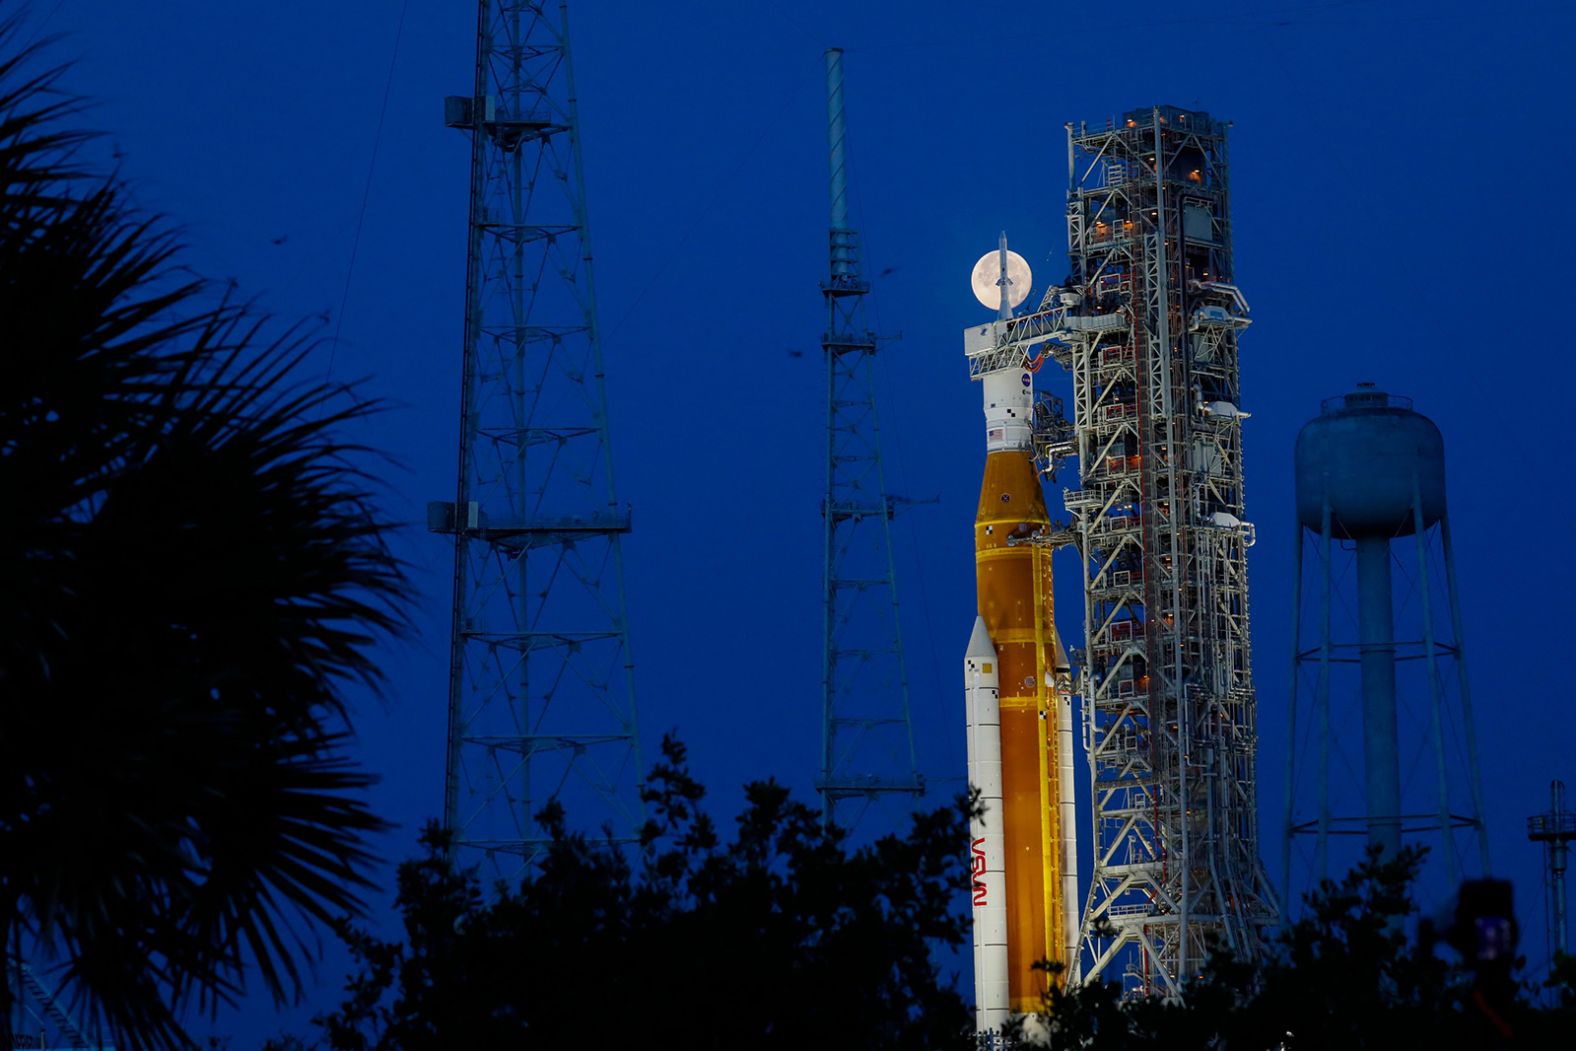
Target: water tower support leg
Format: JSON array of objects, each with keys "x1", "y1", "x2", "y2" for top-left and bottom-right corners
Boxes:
[
  {"x1": 1283, "y1": 526, "x2": 1303, "y2": 916},
  {"x1": 1441, "y1": 514, "x2": 1492, "y2": 872},
  {"x1": 1316, "y1": 502, "x2": 1334, "y2": 878},
  {"x1": 1355, "y1": 535, "x2": 1402, "y2": 859},
  {"x1": 1413, "y1": 485, "x2": 1459, "y2": 885}
]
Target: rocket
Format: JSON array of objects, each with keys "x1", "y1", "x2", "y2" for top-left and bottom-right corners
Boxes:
[{"x1": 964, "y1": 234, "x2": 1079, "y2": 1028}]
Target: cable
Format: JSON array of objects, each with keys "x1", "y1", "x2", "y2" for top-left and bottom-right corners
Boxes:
[{"x1": 326, "y1": 0, "x2": 409, "y2": 380}]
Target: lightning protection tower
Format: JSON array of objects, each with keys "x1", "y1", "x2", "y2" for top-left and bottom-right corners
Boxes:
[
  {"x1": 430, "y1": 0, "x2": 641, "y2": 879},
  {"x1": 817, "y1": 48, "x2": 922, "y2": 829},
  {"x1": 1059, "y1": 106, "x2": 1277, "y2": 991}
]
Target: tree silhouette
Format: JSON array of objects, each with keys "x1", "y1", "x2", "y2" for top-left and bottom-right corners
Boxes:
[
  {"x1": 0, "y1": 21, "x2": 405, "y2": 1049},
  {"x1": 1021, "y1": 846, "x2": 1576, "y2": 1050},
  {"x1": 285, "y1": 748, "x2": 1576, "y2": 1051},
  {"x1": 288, "y1": 736, "x2": 976, "y2": 1050}
]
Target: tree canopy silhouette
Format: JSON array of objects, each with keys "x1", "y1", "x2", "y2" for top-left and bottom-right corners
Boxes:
[
  {"x1": 0, "y1": 20, "x2": 406, "y2": 1049},
  {"x1": 284, "y1": 735, "x2": 976, "y2": 1050},
  {"x1": 1017, "y1": 846, "x2": 1575, "y2": 1050},
  {"x1": 292, "y1": 793, "x2": 1576, "y2": 1051}
]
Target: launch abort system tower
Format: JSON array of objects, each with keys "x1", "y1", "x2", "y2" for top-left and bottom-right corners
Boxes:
[{"x1": 1060, "y1": 106, "x2": 1276, "y2": 990}]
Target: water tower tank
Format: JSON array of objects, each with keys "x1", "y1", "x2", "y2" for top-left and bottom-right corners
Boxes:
[
  {"x1": 1294, "y1": 383, "x2": 1446, "y2": 538},
  {"x1": 1284, "y1": 384, "x2": 1488, "y2": 878}
]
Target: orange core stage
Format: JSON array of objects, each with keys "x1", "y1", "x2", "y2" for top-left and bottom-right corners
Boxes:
[{"x1": 974, "y1": 449, "x2": 1071, "y2": 1013}]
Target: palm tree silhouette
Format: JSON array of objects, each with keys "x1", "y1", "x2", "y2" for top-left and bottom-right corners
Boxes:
[{"x1": 0, "y1": 21, "x2": 406, "y2": 1049}]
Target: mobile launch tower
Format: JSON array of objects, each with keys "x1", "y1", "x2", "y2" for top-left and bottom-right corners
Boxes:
[{"x1": 1062, "y1": 106, "x2": 1276, "y2": 990}]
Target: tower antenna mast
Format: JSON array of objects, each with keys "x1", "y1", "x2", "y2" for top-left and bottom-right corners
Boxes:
[
  {"x1": 1528, "y1": 780, "x2": 1574, "y2": 962},
  {"x1": 431, "y1": 0, "x2": 641, "y2": 876},
  {"x1": 817, "y1": 48, "x2": 922, "y2": 828}
]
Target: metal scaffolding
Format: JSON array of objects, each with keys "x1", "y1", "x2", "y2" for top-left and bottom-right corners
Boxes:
[
  {"x1": 816, "y1": 49, "x2": 922, "y2": 829},
  {"x1": 1056, "y1": 106, "x2": 1275, "y2": 991},
  {"x1": 430, "y1": 0, "x2": 640, "y2": 878},
  {"x1": 6, "y1": 958, "x2": 107, "y2": 1050}
]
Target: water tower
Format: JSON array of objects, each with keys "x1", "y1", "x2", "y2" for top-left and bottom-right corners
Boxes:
[{"x1": 1283, "y1": 385, "x2": 1490, "y2": 906}]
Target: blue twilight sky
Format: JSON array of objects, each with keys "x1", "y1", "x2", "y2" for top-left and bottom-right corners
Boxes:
[{"x1": 27, "y1": 0, "x2": 1576, "y2": 1041}]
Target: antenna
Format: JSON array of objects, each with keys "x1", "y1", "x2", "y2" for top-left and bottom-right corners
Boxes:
[{"x1": 1529, "y1": 780, "x2": 1575, "y2": 962}]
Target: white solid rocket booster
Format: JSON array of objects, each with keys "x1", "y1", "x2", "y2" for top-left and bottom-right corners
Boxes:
[
  {"x1": 965, "y1": 616, "x2": 1009, "y2": 1031},
  {"x1": 1058, "y1": 687, "x2": 1080, "y2": 970}
]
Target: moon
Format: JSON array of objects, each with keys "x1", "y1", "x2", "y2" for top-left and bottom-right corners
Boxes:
[{"x1": 970, "y1": 248, "x2": 1032, "y2": 311}]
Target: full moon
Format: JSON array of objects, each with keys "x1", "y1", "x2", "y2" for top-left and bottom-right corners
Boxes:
[{"x1": 970, "y1": 248, "x2": 1032, "y2": 311}]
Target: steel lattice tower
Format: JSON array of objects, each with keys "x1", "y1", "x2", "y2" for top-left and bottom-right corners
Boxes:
[
  {"x1": 430, "y1": 0, "x2": 640, "y2": 878},
  {"x1": 816, "y1": 49, "x2": 922, "y2": 828},
  {"x1": 6, "y1": 960, "x2": 103, "y2": 1050},
  {"x1": 1529, "y1": 781, "x2": 1575, "y2": 961},
  {"x1": 1058, "y1": 107, "x2": 1276, "y2": 990}
]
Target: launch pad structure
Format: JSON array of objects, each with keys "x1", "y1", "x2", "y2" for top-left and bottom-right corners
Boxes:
[
  {"x1": 965, "y1": 105, "x2": 1276, "y2": 999},
  {"x1": 1061, "y1": 105, "x2": 1278, "y2": 990}
]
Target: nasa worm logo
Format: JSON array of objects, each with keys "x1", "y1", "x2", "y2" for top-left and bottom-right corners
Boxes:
[{"x1": 971, "y1": 837, "x2": 988, "y2": 906}]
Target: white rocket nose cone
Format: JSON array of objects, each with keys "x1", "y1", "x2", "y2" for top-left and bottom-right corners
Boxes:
[{"x1": 966, "y1": 615, "x2": 997, "y2": 661}]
